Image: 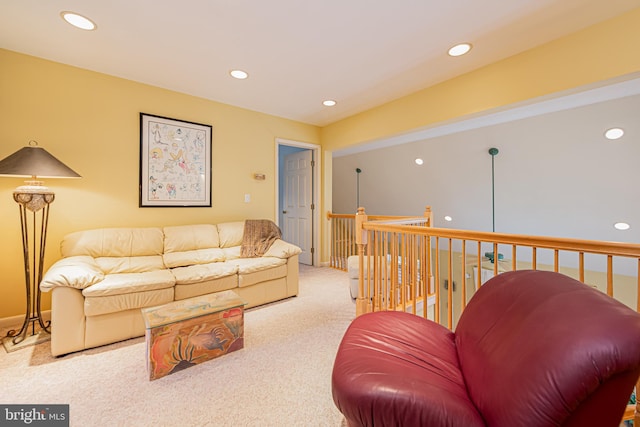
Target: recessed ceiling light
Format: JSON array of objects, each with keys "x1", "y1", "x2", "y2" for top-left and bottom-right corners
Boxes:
[
  {"x1": 448, "y1": 43, "x2": 472, "y2": 57},
  {"x1": 604, "y1": 128, "x2": 624, "y2": 140},
  {"x1": 415, "y1": 158, "x2": 424, "y2": 165},
  {"x1": 444, "y1": 216, "x2": 453, "y2": 222},
  {"x1": 230, "y1": 70, "x2": 248, "y2": 79},
  {"x1": 614, "y1": 222, "x2": 630, "y2": 230},
  {"x1": 61, "y1": 11, "x2": 97, "y2": 31},
  {"x1": 323, "y1": 100, "x2": 337, "y2": 107}
]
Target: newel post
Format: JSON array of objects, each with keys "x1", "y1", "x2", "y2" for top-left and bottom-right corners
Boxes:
[
  {"x1": 424, "y1": 205, "x2": 433, "y2": 226},
  {"x1": 355, "y1": 207, "x2": 369, "y2": 316}
]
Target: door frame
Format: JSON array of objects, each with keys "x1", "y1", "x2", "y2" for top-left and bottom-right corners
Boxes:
[{"x1": 275, "y1": 138, "x2": 320, "y2": 267}]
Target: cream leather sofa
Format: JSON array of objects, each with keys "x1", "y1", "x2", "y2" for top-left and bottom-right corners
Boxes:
[{"x1": 40, "y1": 222, "x2": 301, "y2": 356}]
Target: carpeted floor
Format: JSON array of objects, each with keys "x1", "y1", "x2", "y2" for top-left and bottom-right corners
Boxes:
[{"x1": 0, "y1": 265, "x2": 354, "y2": 427}]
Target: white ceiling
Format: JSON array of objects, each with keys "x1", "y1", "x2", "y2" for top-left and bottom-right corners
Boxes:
[{"x1": 1, "y1": 1, "x2": 639, "y2": 126}]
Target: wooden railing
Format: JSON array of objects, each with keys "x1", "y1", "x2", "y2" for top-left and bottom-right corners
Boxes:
[
  {"x1": 345, "y1": 207, "x2": 640, "y2": 424},
  {"x1": 327, "y1": 207, "x2": 433, "y2": 271}
]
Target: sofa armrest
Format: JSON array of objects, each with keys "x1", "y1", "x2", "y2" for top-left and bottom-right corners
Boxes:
[
  {"x1": 263, "y1": 239, "x2": 302, "y2": 259},
  {"x1": 40, "y1": 256, "x2": 105, "y2": 292}
]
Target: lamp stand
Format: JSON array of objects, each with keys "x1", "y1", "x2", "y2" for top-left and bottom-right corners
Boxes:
[
  {"x1": 5, "y1": 184, "x2": 54, "y2": 346},
  {"x1": 486, "y1": 147, "x2": 502, "y2": 264},
  {"x1": 355, "y1": 168, "x2": 362, "y2": 210}
]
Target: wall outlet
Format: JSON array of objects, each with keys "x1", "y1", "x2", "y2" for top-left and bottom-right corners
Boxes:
[{"x1": 244, "y1": 194, "x2": 250, "y2": 203}]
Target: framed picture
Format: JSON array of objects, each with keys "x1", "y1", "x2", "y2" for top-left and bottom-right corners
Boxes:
[{"x1": 140, "y1": 113, "x2": 212, "y2": 207}]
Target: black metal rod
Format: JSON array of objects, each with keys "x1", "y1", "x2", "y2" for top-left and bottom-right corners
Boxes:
[
  {"x1": 356, "y1": 168, "x2": 362, "y2": 210},
  {"x1": 488, "y1": 148, "x2": 499, "y2": 233},
  {"x1": 491, "y1": 154, "x2": 495, "y2": 233}
]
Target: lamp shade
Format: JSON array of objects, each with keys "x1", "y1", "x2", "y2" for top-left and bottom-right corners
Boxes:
[{"x1": 0, "y1": 145, "x2": 80, "y2": 178}]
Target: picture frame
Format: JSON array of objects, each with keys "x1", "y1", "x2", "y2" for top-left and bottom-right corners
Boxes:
[{"x1": 139, "y1": 113, "x2": 212, "y2": 207}]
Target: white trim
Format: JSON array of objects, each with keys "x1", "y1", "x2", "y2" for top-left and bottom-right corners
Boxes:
[
  {"x1": 275, "y1": 138, "x2": 321, "y2": 267},
  {"x1": 333, "y1": 73, "x2": 640, "y2": 157}
]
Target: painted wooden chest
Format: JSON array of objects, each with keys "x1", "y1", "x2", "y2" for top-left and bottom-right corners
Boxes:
[{"x1": 141, "y1": 290, "x2": 246, "y2": 380}]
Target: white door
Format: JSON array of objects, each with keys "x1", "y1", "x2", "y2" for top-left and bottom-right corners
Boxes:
[{"x1": 282, "y1": 149, "x2": 313, "y2": 265}]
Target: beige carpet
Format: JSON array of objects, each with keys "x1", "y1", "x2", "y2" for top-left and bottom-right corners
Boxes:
[{"x1": 0, "y1": 265, "x2": 354, "y2": 427}]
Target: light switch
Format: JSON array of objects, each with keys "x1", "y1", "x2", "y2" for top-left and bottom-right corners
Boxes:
[{"x1": 244, "y1": 194, "x2": 251, "y2": 203}]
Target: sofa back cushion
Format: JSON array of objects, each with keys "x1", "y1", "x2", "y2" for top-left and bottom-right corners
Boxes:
[
  {"x1": 162, "y1": 224, "x2": 225, "y2": 268},
  {"x1": 61, "y1": 227, "x2": 165, "y2": 274},
  {"x1": 217, "y1": 221, "x2": 245, "y2": 248},
  {"x1": 455, "y1": 270, "x2": 640, "y2": 427}
]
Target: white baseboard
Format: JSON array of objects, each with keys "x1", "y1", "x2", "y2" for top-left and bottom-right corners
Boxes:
[{"x1": 0, "y1": 311, "x2": 51, "y2": 329}]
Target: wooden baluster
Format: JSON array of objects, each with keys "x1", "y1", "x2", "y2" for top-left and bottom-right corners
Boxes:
[
  {"x1": 400, "y1": 233, "x2": 406, "y2": 310},
  {"x1": 338, "y1": 217, "x2": 343, "y2": 269},
  {"x1": 378, "y1": 232, "x2": 384, "y2": 311},
  {"x1": 579, "y1": 252, "x2": 585, "y2": 283},
  {"x1": 511, "y1": 245, "x2": 517, "y2": 271},
  {"x1": 327, "y1": 216, "x2": 336, "y2": 268},
  {"x1": 427, "y1": 235, "x2": 433, "y2": 294},
  {"x1": 372, "y1": 231, "x2": 379, "y2": 311},
  {"x1": 410, "y1": 234, "x2": 417, "y2": 315},
  {"x1": 607, "y1": 255, "x2": 613, "y2": 297},
  {"x1": 337, "y1": 217, "x2": 342, "y2": 269},
  {"x1": 328, "y1": 214, "x2": 335, "y2": 268},
  {"x1": 434, "y1": 237, "x2": 440, "y2": 325},
  {"x1": 554, "y1": 249, "x2": 559, "y2": 272},
  {"x1": 476, "y1": 241, "x2": 482, "y2": 291},
  {"x1": 424, "y1": 235, "x2": 430, "y2": 318},
  {"x1": 448, "y1": 238, "x2": 453, "y2": 329},
  {"x1": 355, "y1": 207, "x2": 368, "y2": 316},
  {"x1": 343, "y1": 218, "x2": 348, "y2": 269},
  {"x1": 461, "y1": 240, "x2": 467, "y2": 312}
]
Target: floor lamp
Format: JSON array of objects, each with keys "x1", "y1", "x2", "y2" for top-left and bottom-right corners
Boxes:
[
  {"x1": 0, "y1": 141, "x2": 80, "y2": 348},
  {"x1": 485, "y1": 147, "x2": 503, "y2": 263}
]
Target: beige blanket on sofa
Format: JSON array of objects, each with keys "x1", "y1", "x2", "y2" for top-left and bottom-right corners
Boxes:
[{"x1": 241, "y1": 220, "x2": 282, "y2": 258}]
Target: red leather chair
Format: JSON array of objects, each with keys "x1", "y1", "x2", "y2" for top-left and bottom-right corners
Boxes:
[{"x1": 332, "y1": 270, "x2": 640, "y2": 426}]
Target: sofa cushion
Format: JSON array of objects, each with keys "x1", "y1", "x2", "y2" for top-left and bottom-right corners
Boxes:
[
  {"x1": 221, "y1": 246, "x2": 241, "y2": 260},
  {"x1": 163, "y1": 248, "x2": 226, "y2": 269},
  {"x1": 163, "y1": 224, "x2": 220, "y2": 252},
  {"x1": 61, "y1": 227, "x2": 164, "y2": 258},
  {"x1": 95, "y1": 255, "x2": 166, "y2": 274},
  {"x1": 162, "y1": 224, "x2": 226, "y2": 268},
  {"x1": 230, "y1": 257, "x2": 287, "y2": 274},
  {"x1": 263, "y1": 239, "x2": 303, "y2": 259},
  {"x1": 40, "y1": 256, "x2": 105, "y2": 291},
  {"x1": 84, "y1": 288, "x2": 174, "y2": 317},
  {"x1": 217, "y1": 221, "x2": 245, "y2": 248},
  {"x1": 174, "y1": 275, "x2": 238, "y2": 301},
  {"x1": 170, "y1": 262, "x2": 238, "y2": 285},
  {"x1": 229, "y1": 258, "x2": 287, "y2": 287},
  {"x1": 82, "y1": 270, "x2": 176, "y2": 297}
]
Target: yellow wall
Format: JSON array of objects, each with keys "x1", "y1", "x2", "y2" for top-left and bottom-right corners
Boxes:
[
  {"x1": 321, "y1": 7, "x2": 640, "y2": 152},
  {"x1": 0, "y1": 49, "x2": 320, "y2": 318}
]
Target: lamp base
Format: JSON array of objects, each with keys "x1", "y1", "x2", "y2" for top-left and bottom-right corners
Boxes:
[
  {"x1": 2, "y1": 330, "x2": 50, "y2": 353},
  {"x1": 485, "y1": 251, "x2": 504, "y2": 263}
]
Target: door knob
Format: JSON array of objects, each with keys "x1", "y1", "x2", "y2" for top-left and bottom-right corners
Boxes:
[{"x1": 282, "y1": 210, "x2": 288, "y2": 214}]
